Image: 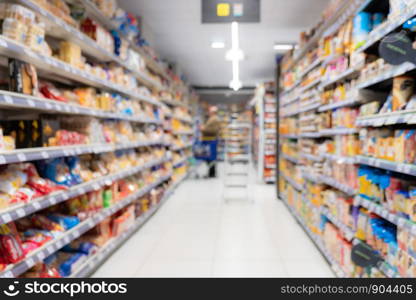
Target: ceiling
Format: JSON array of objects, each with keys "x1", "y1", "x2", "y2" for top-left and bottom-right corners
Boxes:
[{"x1": 121, "y1": 0, "x2": 330, "y2": 91}]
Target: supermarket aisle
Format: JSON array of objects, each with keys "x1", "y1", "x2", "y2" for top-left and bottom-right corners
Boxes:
[{"x1": 93, "y1": 166, "x2": 333, "y2": 278}]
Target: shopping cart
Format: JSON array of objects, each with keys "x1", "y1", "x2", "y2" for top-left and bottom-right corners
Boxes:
[{"x1": 189, "y1": 139, "x2": 218, "y2": 179}]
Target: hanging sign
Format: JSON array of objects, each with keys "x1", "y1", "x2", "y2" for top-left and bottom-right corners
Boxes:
[
  {"x1": 351, "y1": 242, "x2": 383, "y2": 268},
  {"x1": 379, "y1": 31, "x2": 416, "y2": 65},
  {"x1": 202, "y1": 0, "x2": 260, "y2": 23}
]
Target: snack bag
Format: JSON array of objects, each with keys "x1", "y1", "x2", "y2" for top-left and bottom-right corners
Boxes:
[{"x1": 0, "y1": 222, "x2": 25, "y2": 264}]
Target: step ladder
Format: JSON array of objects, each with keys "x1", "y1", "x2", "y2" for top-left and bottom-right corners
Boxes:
[{"x1": 222, "y1": 121, "x2": 252, "y2": 201}]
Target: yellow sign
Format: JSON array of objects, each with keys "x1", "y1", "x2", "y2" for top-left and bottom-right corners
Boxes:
[{"x1": 217, "y1": 3, "x2": 230, "y2": 17}]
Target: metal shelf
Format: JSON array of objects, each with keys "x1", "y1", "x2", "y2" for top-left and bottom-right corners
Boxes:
[
  {"x1": 0, "y1": 36, "x2": 162, "y2": 106},
  {"x1": 173, "y1": 115, "x2": 194, "y2": 124},
  {"x1": 173, "y1": 130, "x2": 193, "y2": 135},
  {"x1": 171, "y1": 143, "x2": 193, "y2": 151},
  {"x1": 0, "y1": 140, "x2": 163, "y2": 166},
  {"x1": 280, "y1": 134, "x2": 299, "y2": 139},
  {"x1": 355, "y1": 156, "x2": 416, "y2": 177},
  {"x1": 280, "y1": 172, "x2": 303, "y2": 191},
  {"x1": 298, "y1": 78, "x2": 321, "y2": 94},
  {"x1": 319, "y1": 68, "x2": 360, "y2": 90},
  {"x1": 299, "y1": 152, "x2": 323, "y2": 162},
  {"x1": 298, "y1": 58, "x2": 323, "y2": 80},
  {"x1": 319, "y1": 128, "x2": 358, "y2": 136},
  {"x1": 161, "y1": 99, "x2": 190, "y2": 108},
  {"x1": 0, "y1": 157, "x2": 168, "y2": 225},
  {"x1": 320, "y1": 207, "x2": 355, "y2": 241},
  {"x1": 0, "y1": 172, "x2": 172, "y2": 278},
  {"x1": 320, "y1": 175, "x2": 356, "y2": 196},
  {"x1": 356, "y1": 110, "x2": 416, "y2": 127},
  {"x1": 297, "y1": 101, "x2": 320, "y2": 114},
  {"x1": 0, "y1": 91, "x2": 161, "y2": 124},
  {"x1": 356, "y1": 62, "x2": 416, "y2": 90},
  {"x1": 319, "y1": 99, "x2": 360, "y2": 112},
  {"x1": 320, "y1": 153, "x2": 356, "y2": 164},
  {"x1": 173, "y1": 157, "x2": 189, "y2": 168}
]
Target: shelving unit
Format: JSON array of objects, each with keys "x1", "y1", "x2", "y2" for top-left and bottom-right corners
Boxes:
[
  {"x1": 278, "y1": 0, "x2": 416, "y2": 278},
  {"x1": 251, "y1": 83, "x2": 277, "y2": 183},
  {"x1": 0, "y1": 0, "x2": 196, "y2": 278}
]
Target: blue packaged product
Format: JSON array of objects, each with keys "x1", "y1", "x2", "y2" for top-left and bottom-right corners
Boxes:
[
  {"x1": 372, "y1": 13, "x2": 385, "y2": 28},
  {"x1": 353, "y1": 12, "x2": 373, "y2": 49},
  {"x1": 62, "y1": 242, "x2": 98, "y2": 256},
  {"x1": 47, "y1": 214, "x2": 80, "y2": 230},
  {"x1": 58, "y1": 253, "x2": 87, "y2": 277}
]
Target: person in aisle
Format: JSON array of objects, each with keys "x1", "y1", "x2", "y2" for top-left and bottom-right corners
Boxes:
[{"x1": 201, "y1": 106, "x2": 222, "y2": 178}]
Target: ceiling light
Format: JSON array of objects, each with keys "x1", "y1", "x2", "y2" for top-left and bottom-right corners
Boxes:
[
  {"x1": 226, "y1": 49, "x2": 245, "y2": 61},
  {"x1": 211, "y1": 41, "x2": 225, "y2": 49},
  {"x1": 273, "y1": 44, "x2": 295, "y2": 51},
  {"x1": 227, "y1": 21, "x2": 243, "y2": 91},
  {"x1": 229, "y1": 79, "x2": 242, "y2": 91}
]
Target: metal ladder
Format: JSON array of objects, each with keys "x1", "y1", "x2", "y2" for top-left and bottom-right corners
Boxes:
[{"x1": 222, "y1": 121, "x2": 252, "y2": 201}]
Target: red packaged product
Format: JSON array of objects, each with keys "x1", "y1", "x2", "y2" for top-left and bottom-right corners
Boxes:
[{"x1": 0, "y1": 223, "x2": 25, "y2": 264}]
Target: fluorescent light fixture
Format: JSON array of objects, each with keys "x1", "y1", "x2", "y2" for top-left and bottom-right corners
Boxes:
[
  {"x1": 211, "y1": 41, "x2": 225, "y2": 49},
  {"x1": 226, "y1": 49, "x2": 244, "y2": 61},
  {"x1": 227, "y1": 21, "x2": 243, "y2": 91},
  {"x1": 229, "y1": 79, "x2": 242, "y2": 91},
  {"x1": 273, "y1": 44, "x2": 295, "y2": 51}
]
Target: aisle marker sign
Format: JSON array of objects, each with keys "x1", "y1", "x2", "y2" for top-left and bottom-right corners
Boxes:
[{"x1": 202, "y1": 0, "x2": 259, "y2": 23}]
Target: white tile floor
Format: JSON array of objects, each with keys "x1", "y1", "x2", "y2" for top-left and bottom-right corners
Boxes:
[{"x1": 92, "y1": 165, "x2": 334, "y2": 278}]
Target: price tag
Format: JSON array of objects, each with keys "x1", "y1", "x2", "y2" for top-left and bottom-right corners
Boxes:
[
  {"x1": 386, "y1": 115, "x2": 399, "y2": 125},
  {"x1": 62, "y1": 193, "x2": 69, "y2": 200},
  {"x1": 88, "y1": 219, "x2": 95, "y2": 228},
  {"x1": 49, "y1": 197, "x2": 57, "y2": 205},
  {"x1": 26, "y1": 257, "x2": 35, "y2": 267},
  {"x1": 56, "y1": 240, "x2": 64, "y2": 248},
  {"x1": 411, "y1": 225, "x2": 416, "y2": 235},
  {"x1": 0, "y1": 38, "x2": 8, "y2": 48},
  {"x1": 78, "y1": 187, "x2": 85, "y2": 195},
  {"x1": 398, "y1": 218, "x2": 406, "y2": 228},
  {"x1": 4, "y1": 95, "x2": 13, "y2": 104},
  {"x1": 46, "y1": 245, "x2": 54, "y2": 254},
  {"x1": 0, "y1": 155, "x2": 6, "y2": 165},
  {"x1": 63, "y1": 65, "x2": 70, "y2": 72},
  {"x1": 37, "y1": 251, "x2": 46, "y2": 260},
  {"x1": 73, "y1": 107, "x2": 80, "y2": 114},
  {"x1": 16, "y1": 208, "x2": 25, "y2": 218},
  {"x1": 32, "y1": 201, "x2": 41, "y2": 210},
  {"x1": 2, "y1": 213, "x2": 12, "y2": 223},
  {"x1": 381, "y1": 210, "x2": 388, "y2": 218},
  {"x1": 45, "y1": 102, "x2": 53, "y2": 110},
  {"x1": 26, "y1": 99, "x2": 36, "y2": 107},
  {"x1": 2, "y1": 271, "x2": 13, "y2": 278},
  {"x1": 64, "y1": 236, "x2": 70, "y2": 244},
  {"x1": 17, "y1": 153, "x2": 26, "y2": 162},
  {"x1": 24, "y1": 49, "x2": 37, "y2": 59},
  {"x1": 41, "y1": 151, "x2": 49, "y2": 159},
  {"x1": 388, "y1": 214, "x2": 396, "y2": 224},
  {"x1": 92, "y1": 184, "x2": 100, "y2": 191}
]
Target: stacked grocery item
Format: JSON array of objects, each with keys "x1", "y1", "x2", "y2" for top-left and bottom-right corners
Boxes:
[
  {"x1": 0, "y1": 0, "x2": 195, "y2": 279},
  {"x1": 279, "y1": 0, "x2": 416, "y2": 278}
]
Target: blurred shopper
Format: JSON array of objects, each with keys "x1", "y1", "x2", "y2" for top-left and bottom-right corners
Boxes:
[{"x1": 201, "y1": 106, "x2": 222, "y2": 177}]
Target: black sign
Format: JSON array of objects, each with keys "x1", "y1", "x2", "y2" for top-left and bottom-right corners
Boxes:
[
  {"x1": 351, "y1": 242, "x2": 383, "y2": 268},
  {"x1": 202, "y1": 0, "x2": 260, "y2": 23},
  {"x1": 379, "y1": 31, "x2": 416, "y2": 65}
]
